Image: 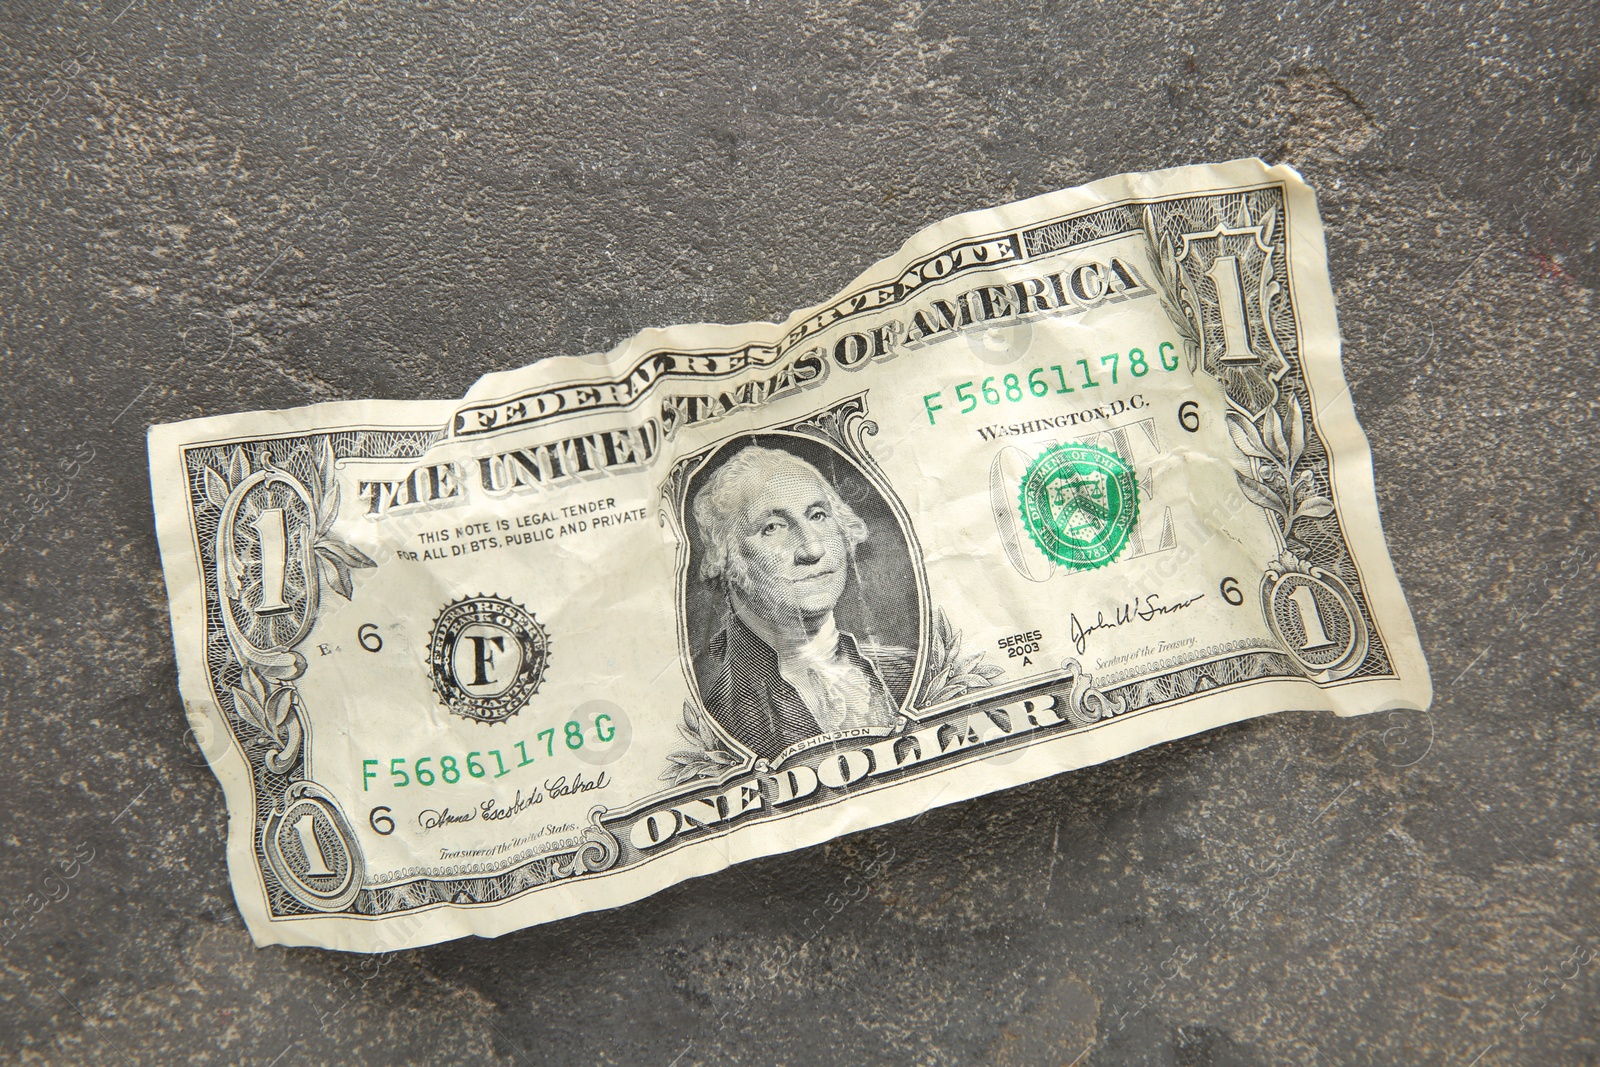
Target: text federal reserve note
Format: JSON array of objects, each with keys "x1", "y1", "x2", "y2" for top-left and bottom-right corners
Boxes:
[{"x1": 149, "y1": 159, "x2": 1430, "y2": 952}]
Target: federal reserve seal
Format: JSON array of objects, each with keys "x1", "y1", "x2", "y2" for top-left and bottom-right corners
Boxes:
[
  {"x1": 1018, "y1": 443, "x2": 1138, "y2": 571},
  {"x1": 427, "y1": 595, "x2": 549, "y2": 724}
]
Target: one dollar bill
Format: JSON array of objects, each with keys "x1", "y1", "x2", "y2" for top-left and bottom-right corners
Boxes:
[{"x1": 149, "y1": 159, "x2": 1431, "y2": 952}]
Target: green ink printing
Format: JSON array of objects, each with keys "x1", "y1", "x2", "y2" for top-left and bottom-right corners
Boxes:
[{"x1": 1017, "y1": 443, "x2": 1139, "y2": 571}]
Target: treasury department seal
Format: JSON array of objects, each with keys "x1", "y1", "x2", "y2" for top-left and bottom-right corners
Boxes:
[
  {"x1": 427, "y1": 594, "x2": 549, "y2": 724},
  {"x1": 1018, "y1": 443, "x2": 1139, "y2": 571}
]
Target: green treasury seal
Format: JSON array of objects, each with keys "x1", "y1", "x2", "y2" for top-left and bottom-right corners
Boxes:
[{"x1": 1018, "y1": 443, "x2": 1139, "y2": 571}]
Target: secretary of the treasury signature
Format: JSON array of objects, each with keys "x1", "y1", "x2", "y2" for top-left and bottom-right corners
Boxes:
[{"x1": 1070, "y1": 592, "x2": 1206, "y2": 655}]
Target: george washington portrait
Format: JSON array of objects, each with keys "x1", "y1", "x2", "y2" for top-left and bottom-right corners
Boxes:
[{"x1": 684, "y1": 437, "x2": 920, "y2": 763}]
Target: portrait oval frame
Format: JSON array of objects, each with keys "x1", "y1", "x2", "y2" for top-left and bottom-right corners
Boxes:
[{"x1": 660, "y1": 398, "x2": 931, "y2": 765}]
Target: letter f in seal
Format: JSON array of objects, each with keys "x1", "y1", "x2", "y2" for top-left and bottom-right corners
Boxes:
[{"x1": 467, "y1": 634, "x2": 505, "y2": 687}]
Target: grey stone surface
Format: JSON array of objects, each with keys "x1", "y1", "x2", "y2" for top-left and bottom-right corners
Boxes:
[{"x1": 2, "y1": 0, "x2": 1596, "y2": 1063}]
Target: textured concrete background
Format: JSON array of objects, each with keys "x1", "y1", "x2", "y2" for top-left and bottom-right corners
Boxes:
[{"x1": 2, "y1": 0, "x2": 1597, "y2": 1063}]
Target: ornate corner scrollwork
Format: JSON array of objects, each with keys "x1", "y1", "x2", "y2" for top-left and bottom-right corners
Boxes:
[
  {"x1": 1145, "y1": 198, "x2": 1289, "y2": 418},
  {"x1": 206, "y1": 439, "x2": 376, "y2": 775},
  {"x1": 1260, "y1": 559, "x2": 1369, "y2": 683},
  {"x1": 261, "y1": 780, "x2": 365, "y2": 912},
  {"x1": 552, "y1": 807, "x2": 621, "y2": 878},
  {"x1": 1057, "y1": 658, "x2": 1128, "y2": 728},
  {"x1": 1223, "y1": 394, "x2": 1369, "y2": 682},
  {"x1": 200, "y1": 437, "x2": 378, "y2": 914}
]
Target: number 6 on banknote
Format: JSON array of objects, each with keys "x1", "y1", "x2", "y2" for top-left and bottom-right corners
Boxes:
[{"x1": 150, "y1": 159, "x2": 1430, "y2": 952}]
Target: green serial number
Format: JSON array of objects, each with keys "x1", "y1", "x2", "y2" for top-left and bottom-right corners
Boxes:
[
  {"x1": 362, "y1": 716, "x2": 615, "y2": 790},
  {"x1": 922, "y1": 343, "x2": 1179, "y2": 425}
]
